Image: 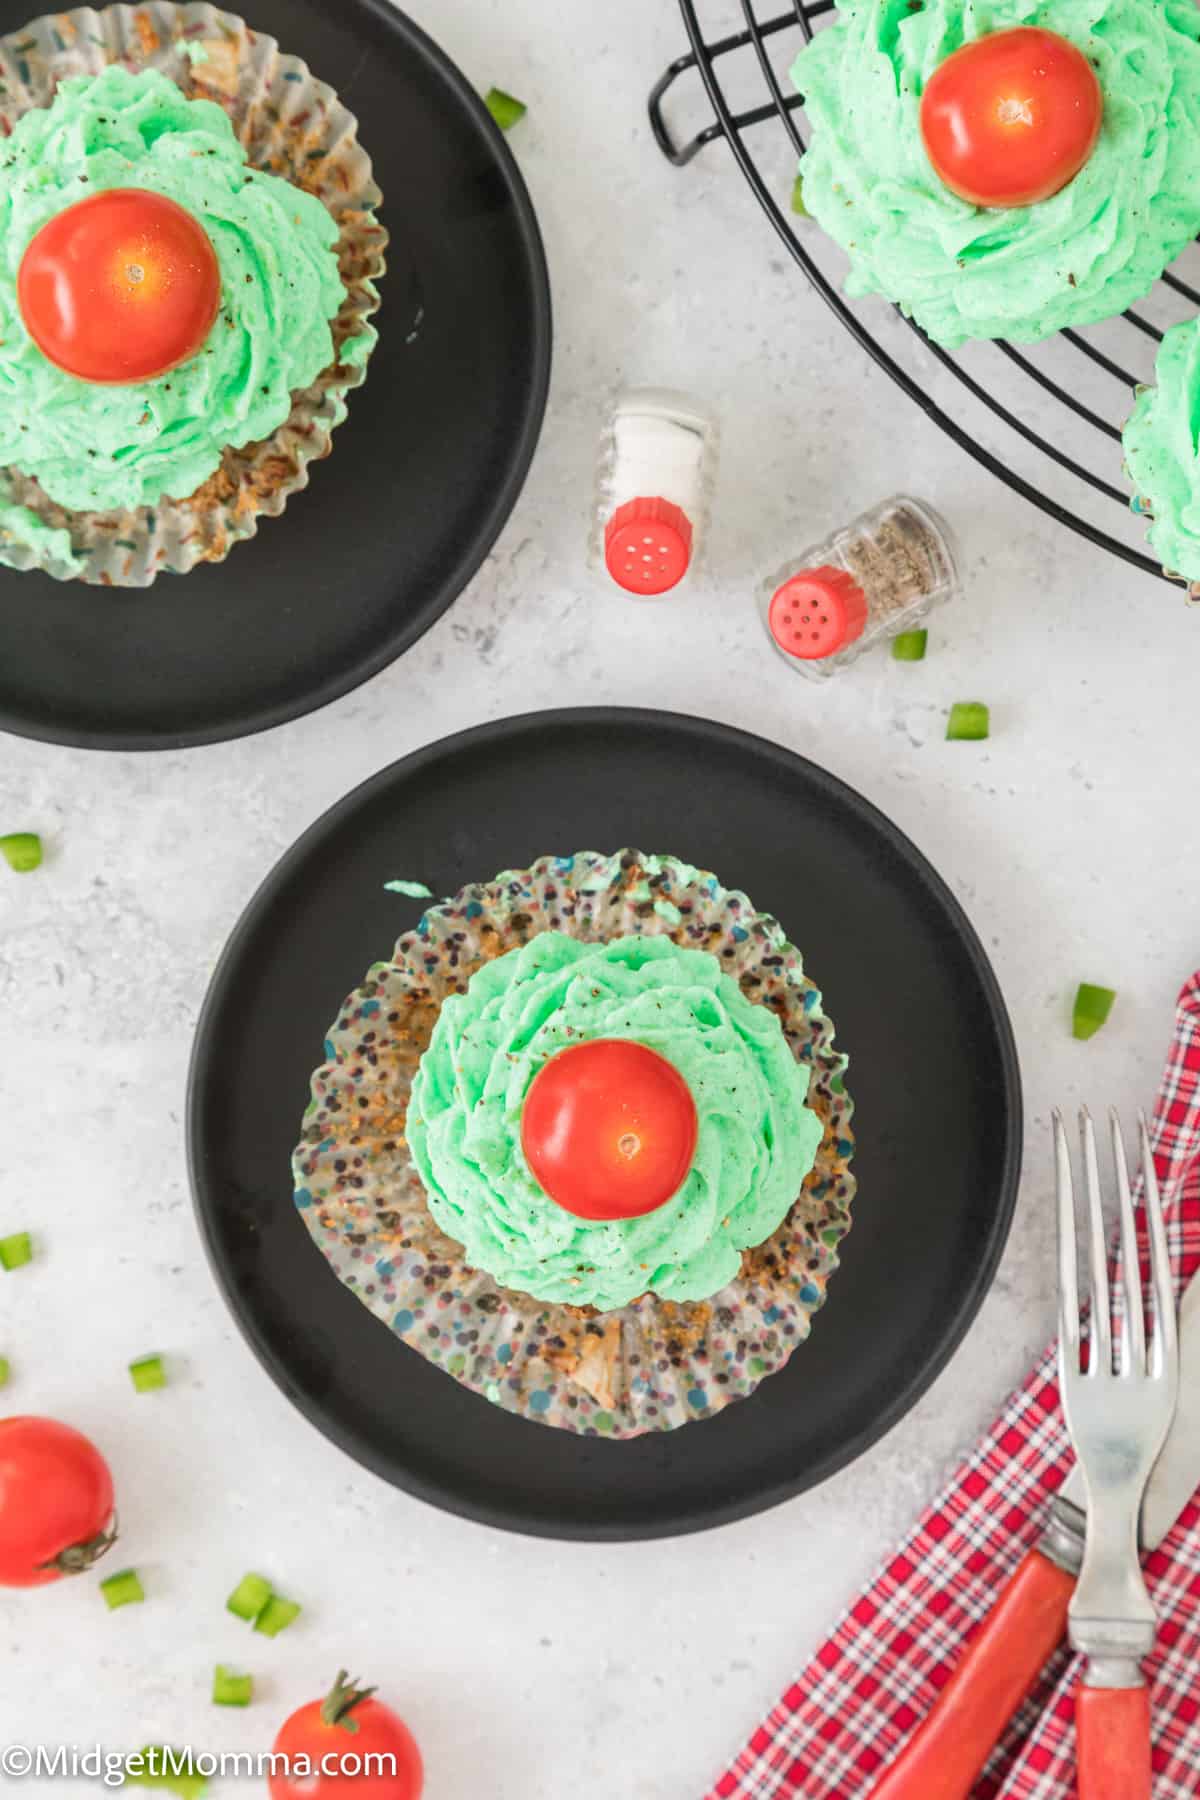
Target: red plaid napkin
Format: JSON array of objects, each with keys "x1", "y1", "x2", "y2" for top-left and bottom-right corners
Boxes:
[{"x1": 708, "y1": 972, "x2": 1200, "y2": 1800}]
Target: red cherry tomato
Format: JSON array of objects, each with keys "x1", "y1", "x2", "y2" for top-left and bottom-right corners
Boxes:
[
  {"x1": 17, "y1": 187, "x2": 221, "y2": 384},
  {"x1": 520, "y1": 1038, "x2": 698, "y2": 1222},
  {"x1": 0, "y1": 1416, "x2": 116, "y2": 1587},
  {"x1": 919, "y1": 27, "x2": 1102, "y2": 209},
  {"x1": 268, "y1": 1673, "x2": 423, "y2": 1800}
]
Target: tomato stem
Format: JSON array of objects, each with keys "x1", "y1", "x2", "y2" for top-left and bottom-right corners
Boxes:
[
  {"x1": 320, "y1": 1670, "x2": 378, "y2": 1734},
  {"x1": 38, "y1": 1512, "x2": 118, "y2": 1577}
]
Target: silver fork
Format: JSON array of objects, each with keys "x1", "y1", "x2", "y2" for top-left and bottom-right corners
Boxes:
[{"x1": 1055, "y1": 1108, "x2": 1179, "y2": 1800}]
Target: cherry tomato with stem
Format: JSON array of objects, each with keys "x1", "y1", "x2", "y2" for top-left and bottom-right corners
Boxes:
[
  {"x1": 0, "y1": 1416, "x2": 116, "y2": 1587},
  {"x1": 919, "y1": 27, "x2": 1102, "y2": 209},
  {"x1": 268, "y1": 1672, "x2": 423, "y2": 1799}
]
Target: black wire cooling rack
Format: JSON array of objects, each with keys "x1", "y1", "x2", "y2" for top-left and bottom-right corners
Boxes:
[{"x1": 650, "y1": 0, "x2": 1200, "y2": 593}]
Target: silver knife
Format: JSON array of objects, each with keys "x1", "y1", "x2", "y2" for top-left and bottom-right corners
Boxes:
[{"x1": 869, "y1": 1269, "x2": 1200, "y2": 1800}]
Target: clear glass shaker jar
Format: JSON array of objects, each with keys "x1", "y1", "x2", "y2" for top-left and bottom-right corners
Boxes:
[
  {"x1": 590, "y1": 388, "x2": 719, "y2": 596},
  {"x1": 758, "y1": 495, "x2": 960, "y2": 677}
]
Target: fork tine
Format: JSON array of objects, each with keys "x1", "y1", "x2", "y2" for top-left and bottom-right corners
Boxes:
[
  {"x1": 1080, "y1": 1109, "x2": 1112, "y2": 1376},
  {"x1": 1140, "y1": 1110, "x2": 1177, "y2": 1378},
  {"x1": 1109, "y1": 1109, "x2": 1146, "y2": 1377},
  {"x1": 1054, "y1": 1110, "x2": 1081, "y2": 1373}
]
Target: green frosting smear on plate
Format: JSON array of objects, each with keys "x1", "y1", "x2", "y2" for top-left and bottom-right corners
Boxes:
[
  {"x1": 0, "y1": 64, "x2": 346, "y2": 512},
  {"x1": 407, "y1": 932, "x2": 824, "y2": 1311},
  {"x1": 383, "y1": 879, "x2": 434, "y2": 898},
  {"x1": 1123, "y1": 318, "x2": 1200, "y2": 583},
  {"x1": 792, "y1": 0, "x2": 1200, "y2": 347}
]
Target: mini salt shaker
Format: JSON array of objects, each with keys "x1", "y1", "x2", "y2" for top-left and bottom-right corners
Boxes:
[
  {"x1": 758, "y1": 495, "x2": 961, "y2": 677},
  {"x1": 591, "y1": 388, "x2": 718, "y2": 596}
]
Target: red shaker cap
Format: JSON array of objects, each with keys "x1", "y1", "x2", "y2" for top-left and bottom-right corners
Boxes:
[
  {"x1": 767, "y1": 565, "x2": 868, "y2": 660},
  {"x1": 605, "y1": 496, "x2": 693, "y2": 595}
]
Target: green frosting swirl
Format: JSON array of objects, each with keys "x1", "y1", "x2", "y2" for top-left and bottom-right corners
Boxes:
[
  {"x1": 0, "y1": 484, "x2": 83, "y2": 575},
  {"x1": 0, "y1": 64, "x2": 347, "y2": 512},
  {"x1": 1123, "y1": 319, "x2": 1200, "y2": 581},
  {"x1": 792, "y1": 0, "x2": 1200, "y2": 347},
  {"x1": 407, "y1": 932, "x2": 824, "y2": 1311}
]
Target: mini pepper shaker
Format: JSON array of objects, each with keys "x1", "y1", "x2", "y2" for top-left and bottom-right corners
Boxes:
[
  {"x1": 591, "y1": 388, "x2": 718, "y2": 596},
  {"x1": 759, "y1": 495, "x2": 960, "y2": 676}
]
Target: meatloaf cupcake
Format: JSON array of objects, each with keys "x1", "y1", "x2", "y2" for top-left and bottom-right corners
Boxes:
[
  {"x1": 0, "y1": 3, "x2": 385, "y2": 584},
  {"x1": 292, "y1": 851, "x2": 855, "y2": 1439},
  {"x1": 407, "y1": 931, "x2": 823, "y2": 1312},
  {"x1": 792, "y1": 0, "x2": 1200, "y2": 348}
]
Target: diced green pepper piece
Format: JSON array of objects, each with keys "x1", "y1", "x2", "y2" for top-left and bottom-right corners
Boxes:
[
  {"x1": 0, "y1": 1232, "x2": 32, "y2": 1271},
  {"x1": 485, "y1": 86, "x2": 526, "y2": 130},
  {"x1": 129, "y1": 1353, "x2": 167, "y2": 1393},
  {"x1": 0, "y1": 1357, "x2": 9, "y2": 1387},
  {"x1": 946, "y1": 701, "x2": 990, "y2": 741},
  {"x1": 212, "y1": 1665, "x2": 253, "y2": 1707},
  {"x1": 125, "y1": 1747, "x2": 209, "y2": 1797},
  {"x1": 892, "y1": 629, "x2": 928, "y2": 661},
  {"x1": 790, "y1": 171, "x2": 808, "y2": 216},
  {"x1": 254, "y1": 1595, "x2": 301, "y2": 1638},
  {"x1": 1073, "y1": 983, "x2": 1116, "y2": 1041},
  {"x1": 0, "y1": 832, "x2": 42, "y2": 872},
  {"x1": 101, "y1": 1568, "x2": 145, "y2": 1610},
  {"x1": 226, "y1": 1571, "x2": 272, "y2": 1622}
]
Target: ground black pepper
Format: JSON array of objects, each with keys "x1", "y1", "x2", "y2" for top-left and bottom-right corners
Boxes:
[{"x1": 841, "y1": 500, "x2": 952, "y2": 618}]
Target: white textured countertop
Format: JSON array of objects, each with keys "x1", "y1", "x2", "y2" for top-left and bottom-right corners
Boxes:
[{"x1": 2, "y1": 2, "x2": 1199, "y2": 1795}]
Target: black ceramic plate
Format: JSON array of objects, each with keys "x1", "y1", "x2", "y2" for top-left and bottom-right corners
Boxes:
[
  {"x1": 0, "y1": 0, "x2": 550, "y2": 750},
  {"x1": 189, "y1": 709, "x2": 1022, "y2": 1540}
]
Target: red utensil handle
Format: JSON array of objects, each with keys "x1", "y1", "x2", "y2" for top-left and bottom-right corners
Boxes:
[
  {"x1": 869, "y1": 1548, "x2": 1076, "y2": 1800},
  {"x1": 1076, "y1": 1684, "x2": 1151, "y2": 1800}
]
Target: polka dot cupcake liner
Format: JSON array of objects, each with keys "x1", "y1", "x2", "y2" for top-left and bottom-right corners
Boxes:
[
  {"x1": 292, "y1": 851, "x2": 856, "y2": 1439},
  {"x1": 1125, "y1": 484, "x2": 1200, "y2": 603},
  {"x1": 0, "y1": 2, "x2": 386, "y2": 585}
]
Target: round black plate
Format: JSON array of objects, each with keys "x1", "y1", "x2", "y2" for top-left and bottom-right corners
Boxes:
[
  {"x1": 189, "y1": 708, "x2": 1022, "y2": 1540},
  {"x1": 0, "y1": 0, "x2": 550, "y2": 750}
]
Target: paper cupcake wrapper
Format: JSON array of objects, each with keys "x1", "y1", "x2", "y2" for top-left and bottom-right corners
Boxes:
[
  {"x1": 1123, "y1": 484, "x2": 1200, "y2": 602},
  {"x1": 292, "y1": 851, "x2": 856, "y2": 1439},
  {"x1": 0, "y1": 2, "x2": 386, "y2": 586}
]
